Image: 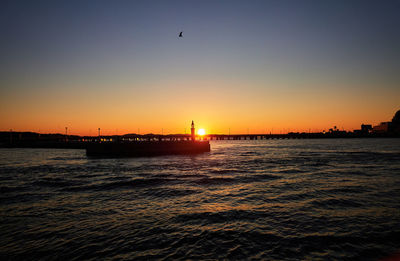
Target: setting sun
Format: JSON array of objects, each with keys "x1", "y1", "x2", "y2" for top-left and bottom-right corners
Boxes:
[{"x1": 198, "y1": 128, "x2": 206, "y2": 136}]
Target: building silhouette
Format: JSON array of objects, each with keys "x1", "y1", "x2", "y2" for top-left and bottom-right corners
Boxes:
[{"x1": 372, "y1": 110, "x2": 400, "y2": 134}]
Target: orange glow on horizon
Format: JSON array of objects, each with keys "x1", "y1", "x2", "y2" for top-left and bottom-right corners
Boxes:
[{"x1": 0, "y1": 79, "x2": 398, "y2": 136}]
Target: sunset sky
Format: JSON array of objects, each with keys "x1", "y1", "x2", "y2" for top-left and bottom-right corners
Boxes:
[{"x1": 1, "y1": 0, "x2": 399, "y2": 135}]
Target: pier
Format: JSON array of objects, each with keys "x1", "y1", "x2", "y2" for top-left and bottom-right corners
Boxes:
[{"x1": 0, "y1": 131, "x2": 398, "y2": 150}]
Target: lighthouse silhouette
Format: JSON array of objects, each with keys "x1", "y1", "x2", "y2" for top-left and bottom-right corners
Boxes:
[{"x1": 191, "y1": 120, "x2": 195, "y2": 141}]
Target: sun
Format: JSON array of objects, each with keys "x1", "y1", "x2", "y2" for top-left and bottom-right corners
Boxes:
[{"x1": 198, "y1": 128, "x2": 206, "y2": 136}]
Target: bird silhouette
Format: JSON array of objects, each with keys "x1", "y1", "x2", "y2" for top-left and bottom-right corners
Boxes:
[{"x1": 179, "y1": 31, "x2": 183, "y2": 37}]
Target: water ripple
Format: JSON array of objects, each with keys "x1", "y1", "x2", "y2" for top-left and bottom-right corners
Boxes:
[{"x1": 0, "y1": 139, "x2": 400, "y2": 260}]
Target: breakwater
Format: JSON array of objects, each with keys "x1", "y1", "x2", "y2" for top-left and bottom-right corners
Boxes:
[{"x1": 86, "y1": 140, "x2": 210, "y2": 157}]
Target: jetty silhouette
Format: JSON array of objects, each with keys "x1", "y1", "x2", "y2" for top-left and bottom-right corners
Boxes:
[
  {"x1": 1, "y1": 110, "x2": 399, "y2": 155},
  {"x1": 85, "y1": 120, "x2": 210, "y2": 157}
]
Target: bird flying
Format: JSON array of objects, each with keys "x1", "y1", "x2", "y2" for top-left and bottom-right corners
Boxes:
[{"x1": 179, "y1": 31, "x2": 183, "y2": 37}]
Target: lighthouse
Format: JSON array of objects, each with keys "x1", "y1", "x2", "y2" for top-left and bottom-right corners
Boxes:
[{"x1": 191, "y1": 120, "x2": 195, "y2": 141}]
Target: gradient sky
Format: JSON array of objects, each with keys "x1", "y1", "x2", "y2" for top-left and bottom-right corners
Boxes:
[{"x1": 1, "y1": 0, "x2": 399, "y2": 135}]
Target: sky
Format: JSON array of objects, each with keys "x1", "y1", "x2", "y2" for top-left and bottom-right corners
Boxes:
[{"x1": 0, "y1": 0, "x2": 399, "y2": 135}]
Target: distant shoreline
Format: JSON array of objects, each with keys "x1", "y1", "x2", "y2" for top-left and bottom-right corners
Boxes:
[{"x1": 0, "y1": 131, "x2": 399, "y2": 150}]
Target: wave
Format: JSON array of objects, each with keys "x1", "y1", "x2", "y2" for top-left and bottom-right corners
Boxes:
[
  {"x1": 174, "y1": 209, "x2": 271, "y2": 224},
  {"x1": 142, "y1": 188, "x2": 199, "y2": 198},
  {"x1": 32, "y1": 178, "x2": 81, "y2": 188},
  {"x1": 61, "y1": 178, "x2": 172, "y2": 192},
  {"x1": 309, "y1": 197, "x2": 364, "y2": 209},
  {"x1": 194, "y1": 177, "x2": 235, "y2": 186},
  {"x1": 238, "y1": 174, "x2": 281, "y2": 183},
  {"x1": 49, "y1": 156, "x2": 85, "y2": 161},
  {"x1": 0, "y1": 185, "x2": 30, "y2": 193}
]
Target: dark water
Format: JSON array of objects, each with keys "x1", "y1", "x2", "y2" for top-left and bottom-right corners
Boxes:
[{"x1": 1, "y1": 139, "x2": 400, "y2": 260}]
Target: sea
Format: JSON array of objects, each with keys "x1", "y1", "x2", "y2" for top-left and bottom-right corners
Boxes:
[{"x1": 1, "y1": 139, "x2": 400, "y2": 260}]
